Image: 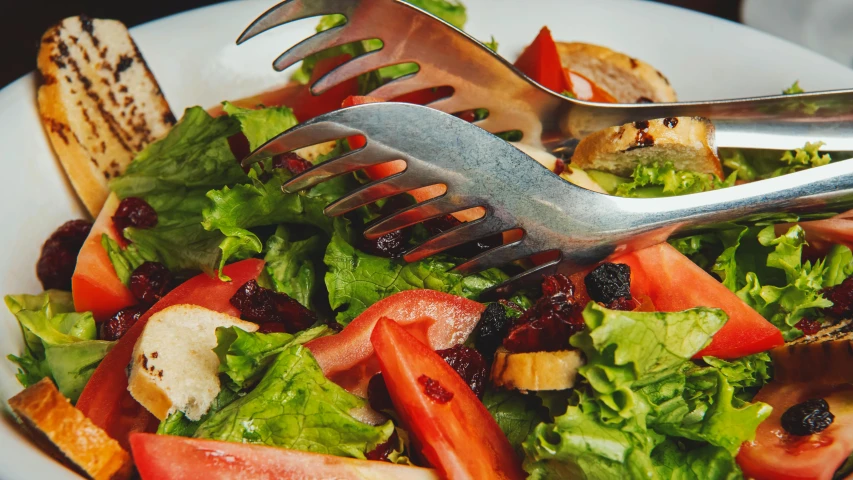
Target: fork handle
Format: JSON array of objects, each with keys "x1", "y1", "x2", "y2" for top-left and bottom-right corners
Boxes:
[{"x1": 617, "y1": 158, "x2": 853, "y2": 243}]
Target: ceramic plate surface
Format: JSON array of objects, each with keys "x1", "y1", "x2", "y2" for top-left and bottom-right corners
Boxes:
[{"x1": 1, "y1": 0, "x2": 852, "y2": 477}]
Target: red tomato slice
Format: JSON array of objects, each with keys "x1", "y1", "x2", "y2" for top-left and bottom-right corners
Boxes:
[
  {"x1": 566, "y1": 69, "x2": 617, "y2": 103},
  {"x1": 72, "y1": 193, "x2": 136, "y2": 321},
  {"x1": 737, "y1": 382, "x2": 853, "y2": 480},
  {"x1": 130, "y1": 433, "x2": 439, "y2": 480},
  {"x1": 615, "y1": 242, "x2": 783, "y2": 358},
  {"x1": 796, "y1": 212, "x2": 853, "y2": 253},
  {"x1": 130, "y1": 433, "x2": 437, "y2": 480},
  {"x1": 514, "y1": 27, "x2": 571, "y2": 94},
  {"x1": 76, "y1": 259, "x2": 264, "y2": 451},
  {"x1": 209, "y1": 54, "x2": 359, "y2": 121},
  {"x1": 305, "y1": 290, "x2": 484, "y2": 397},
  {"x1": 370, "y1": 317, "x2": 525, "y2": 480}
]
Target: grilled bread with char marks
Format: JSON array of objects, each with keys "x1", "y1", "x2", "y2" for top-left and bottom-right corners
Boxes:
[{"x1": 38, "y1": 15, "x2": 174, "y2": 216}]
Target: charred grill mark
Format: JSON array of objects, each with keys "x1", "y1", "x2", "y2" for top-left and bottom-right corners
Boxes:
[
  {"x1": 163, "y1": 112, "x2": 176, "y2": 125},
  {"x1": 629, "y1": 58, "x2": 638, "y2": 69},
  {"x1": 42, "y1": 74, "x2": 57, "y2": 85},
  {"x1": 108, "y1": 91, "x2": 119, "y2": 107},
  {"x1": 79, "y1": 76, "x2": 91, "y2": 90},
  {"x1": 44, "y1": 117, "x2": 70, "y2": 144},
  {"x1": 65, "y1": 75, "x2": 72, "y2": 83},
  {"x1": 656, "y1": 70, "x2": 670, "y2": 85},
  {"x1": 80, "y1": 15, "x2": 94, "y2": 35},
  {"x1": 114, "y1": 55, "x2": 133, "y2": 82},
  {"x1": 57, "y1": 41, "x2": 69, "y2": 57},
  {"x1": 119, "y1": 85, "x2": 128, "y2": 93}
]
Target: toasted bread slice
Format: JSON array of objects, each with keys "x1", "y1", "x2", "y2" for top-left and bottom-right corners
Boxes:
[
  {"x1": 127, "y1": 304, "x2": 258, "y2": 421},
  {"x1": 571, "y1": 116, "x2": 723, "y2": 178},
  {"x1": 38, "y1": 16, "x2": 174, "y2": 216},
  {"x1": 771, "y1": 319, "x2": 853, "y2": 384},
  {"x1": 8, "y1": 378, "x2": 132, "y2": 480},
  {"x1": 490, "y1": 347, "x2": 584, "y2": 392},
  {"x1": 556, "y1": 42, "x2": 677, "y2": 103}
]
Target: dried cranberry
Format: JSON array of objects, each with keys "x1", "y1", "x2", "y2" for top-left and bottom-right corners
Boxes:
[
  {"x1": 436, "y1": 345, "x2": 487, "y2": 398},
  {"x1": 824, "y1": 277, "x2": 853, "y2": 318},
  {"x1": 227, "y1": 133, "x2": 250, "y2": 162},
  {"x1": 230, "y1": 280, "x2": 317, "y2": 333},
  {"x1": 272, "y1": 152, "x2": 313, "y2": 175},
  {"x1": 423, "y1": 214, "x2": 501, "y2": 257},
  {"x1": 36, "y1": 219, "x2": 92, "y2": 290},
  {"x1": 129, "y1": 262, "x2": 174, "y2": 305},
  {"x1": 367, "y1": 374, "x2": 394, "y2": 413},
  {"x1": 418, "y1": 374, "x2": 453, "y2": 404},
  {"x1": 584, "y1": 263, "x2": 631, "y2": 304},
  {"x1": 474, "y1": 303, "x2": 511, "y2": 359},
  {"x1": 365, "y1": 430, "x2": 399, "y2": 462},
  {"x1": 503, "y1": 274, "x2": 585, "y2": 353},
  {"x1": 361, "y1": 228, "x2": 410, "y2": 258},
  {"x1": 553, "y1": 158, "x2": 566, "y2": 175},
  {"x1": 112, "y1": 197, "x2": 157, "y2": 241},
  {"x1": 795, "y1": 318, "x2": 822, "y2": 335},
  {"x1": 606, "y1": 296, "x2": 638, "y2": 311},
  {"x1": 100, "y1": 305, "x2": 146, "y2": 341},
  {"x1": 781, "y1": 398, "x2": 834, "y2": 436}
]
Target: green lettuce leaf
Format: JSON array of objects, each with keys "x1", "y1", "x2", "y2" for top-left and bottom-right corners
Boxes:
[
  {"x1": 324, "y1": 232, "x2": 510, "y2": 323},
  {"x1": 823, "y1": 244, "x2": 853, "y2": 288},
  {"x1": 783, "y1": 81, "x2": 804, "y2": 95},
  {"x1": 722, "y1": 142, "x2": 830, "y2": 182},
  {"x1": 222, "y1": 102, "x2": 298, "y2": 151},
  {"x1": 214, "y1": 325, "x2": 332, "y2": 392},
  {"x1": 262, "y1": 225, "x2": 327, "y2": 308},
  {"x1": 193, "y1": 344, "x2": 393, "y2": 458},
  {"x1": 614, "y1": 162, "x2": 735, "y2": 198},
  {"x1": 5, "y1": 291, "x2": 113, "y2": 402},
  {"x1": 483, "y1": 388, "x2": 546, "y2": 459},
  {"x1": 701, "y1": 353, "x2": 771, "y2": 401},
  {"x1": 651, "y1": 440, "x2": 742, "y2": 480},
  {"x1": 158, "y1": 388, "x2": 240, "y2": 437}
]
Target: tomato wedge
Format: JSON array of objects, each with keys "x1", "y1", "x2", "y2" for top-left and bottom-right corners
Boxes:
[
  {"x1": 514, "y1": 27, "x2": 571, "y2": 94},
  {"x1": 370, "y1": 317, "x2": 525, "y2": 480},
  {"x1": 72, "y1": 193, "x2": 136, "y2": 321},
  {"x1": 615, "y1": 242, "x2": 783, "y2": 358},
  {"x1": 130, "y1": 433, "x2": 439, "y2": 480},
  {"x1": 305, "y1": 290, "x2": 484, "y2": 397},
  {"x1": 737, "y1": 382, "x2": 853, "y2": 480},
  {"x1": 76, "y1": 259, "x2": 264, "y2": 451}
]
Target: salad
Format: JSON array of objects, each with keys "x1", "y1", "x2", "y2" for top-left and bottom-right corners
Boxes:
[{"x1": 6, "y1": 2, "x2": 853, "y2": 480}]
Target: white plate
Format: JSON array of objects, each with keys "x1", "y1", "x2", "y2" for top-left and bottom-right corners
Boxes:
[{"x1": 1, "y1": 0, "x2": 852, "y2": 477}]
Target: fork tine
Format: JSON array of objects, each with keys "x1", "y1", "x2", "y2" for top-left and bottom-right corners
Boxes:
[
  {"x1": 368, "y1": 73, "x2": 443, "y2": 100},
  {"x1": 281, "y1": 145, "x2": 399, "y2": 193},
  {"x1": 452, "y1": 241, "x2": 540, "y2": 276},
  {"x1": 243, "y1": 121, "x2": 361, "y2": 169},
  {"x1": 312, "y1": 49, "x2": 398, "y2": 94},
  {"x1": 480, "y1": 260, "x2": 562, "y2": 300},
  {"x1": 273, "y1": 24, "x2": 373, "y2": 72},
  {"x1": 324, "y1": 172, "x2": 434, "y2": 216},
  {"x1": 237, "y1": 0, "x2": 347, "y2": 45},
  {"x1": 424, "y1": 95, "x2": 470, "y2": 113},
  {"x1": 363, "y1": 196, "x2": 478, "y2": 239},
  {"x1": 403, "y1": 215, "x2": 504, "y2": 262}
]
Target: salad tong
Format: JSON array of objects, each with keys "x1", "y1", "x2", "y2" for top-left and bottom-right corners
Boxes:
[
  {"x1": 238, "y1": 0, "x2": 853, "y2": 154},
  {"x1": 243, "y1": 103, "x2": 853, "y2": 297}
]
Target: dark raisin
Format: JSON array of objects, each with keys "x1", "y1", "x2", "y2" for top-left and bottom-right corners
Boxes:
[
  {"x1": 423, "y1": 214, "x2": 501, "y2": 257},
  {"x1": 367, "y1": 374, "x2": 394, "y2": 413},
  {"x1": 36, "y1": 219, "x2": 92, "y2": 290},
  {"x1": 436, "y1": 345, "x2": 488, "y2": 398},
  {"x1": 824, "y1": 277, "x2": 853, "y2": 318},
  {"x1": 585, "y1": 263, "x2": 631, "y2": 304},
  {"x1": 365, "y1": 430, "x2": 399, "y2": 462},
  {"x1": 129, "y1": 262, "x2": 174, "y2": 305},
  {"x1": 361, "y1": 228, "x2": 409, "y2": 258},
  {"x1": 503, "y1": 274, "x2": 585, "y2": 353},
  {"x1": 230, "y1": 280, "x2": 317, "y2": 333},
  {"x1": 418, "y1": 374, "x2": 453, "y2": 404},
  {"x1": 781, "y1": 398, "x2": 834, "y2": 436},
  {"x1": 272, "y1": 152, "x2": 313, "y2": 175},
  {"x1": 112, "y1": 197, "x2": 157, "y2": 241},
  {"x1": 101, "y1": 305, "x2": 146, "y2": 341},
  {"x1": 795, "y1": 318, "x2": 822, "y2": 335},
  {"x1": 474, "y1": 303, "x2": 511, "y2": 359}
]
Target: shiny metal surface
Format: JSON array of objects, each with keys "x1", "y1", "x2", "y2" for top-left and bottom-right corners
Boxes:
[
  {"x1": 238, "y1": 0, "x2": 853, "y2": 154},
  {"x1": 245, "y1": 103, "x2": 853, "y2": 297}
]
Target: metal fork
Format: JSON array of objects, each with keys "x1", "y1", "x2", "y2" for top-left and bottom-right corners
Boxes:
[
  {"x1": 243, "y1": 102, "x2": 853, "y2": 297},
  {"x1": 237, "y1": 0, "x2": 853, "y2": 155}
]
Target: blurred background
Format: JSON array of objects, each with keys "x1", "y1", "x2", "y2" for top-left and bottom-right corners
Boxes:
[{"x1": 3, "y1": 0, "x2": 850, "y2": 89}]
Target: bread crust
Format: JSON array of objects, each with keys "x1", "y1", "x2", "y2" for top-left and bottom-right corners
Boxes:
[
  {"x1": 8, "y1": 378, "x2": 132, "y2": 480},
  {"x1": 37, "y1": 16, "x2": 174, "y2": 216},
  {"x1": 556, "y1": 42, "x2": 677, "y2": 103},
  {"x1": 572, "y1": 116, "x2": 723, "y2": 178}
]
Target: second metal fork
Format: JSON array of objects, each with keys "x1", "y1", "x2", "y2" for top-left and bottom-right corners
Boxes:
[{"x1": 244, "y1": 102, "x2": 853, "y2": 297}]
